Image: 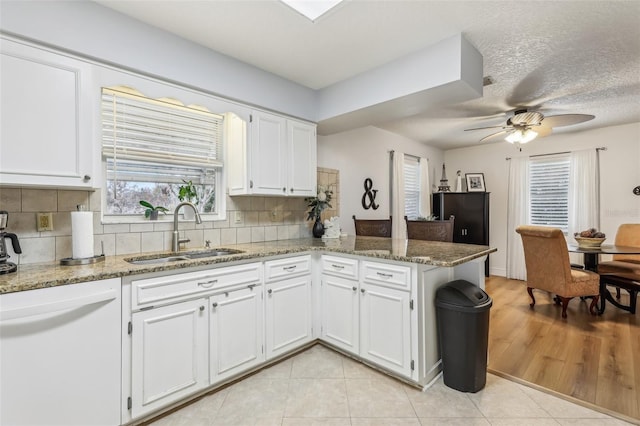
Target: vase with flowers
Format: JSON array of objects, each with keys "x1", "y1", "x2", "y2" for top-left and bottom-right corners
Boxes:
[{"x1": 305, "y1": 186, "x2": 333, "y2": 238}]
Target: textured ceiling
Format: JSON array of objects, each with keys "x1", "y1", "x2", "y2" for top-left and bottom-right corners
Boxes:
[{"x1": 96, "y1": 0, "x2": 640, "y2": 149}]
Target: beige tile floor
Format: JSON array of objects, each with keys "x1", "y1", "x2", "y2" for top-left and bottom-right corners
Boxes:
[{"x1": 150, "y1": 344, "x2": 633, "y2": 426}]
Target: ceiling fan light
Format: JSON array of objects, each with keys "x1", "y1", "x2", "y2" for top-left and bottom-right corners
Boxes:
[{"x1": 505, "y1": 129, "x2": 538, "y2": 144}]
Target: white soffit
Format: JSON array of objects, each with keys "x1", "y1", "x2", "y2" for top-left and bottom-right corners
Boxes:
[{"x1": 317, "y1": 34, "x2": 483, "y2": 135}]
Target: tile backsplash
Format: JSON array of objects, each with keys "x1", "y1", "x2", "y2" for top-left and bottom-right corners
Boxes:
[{"x1": 0, "y1": 168, "x2": 340, "y2": 265}]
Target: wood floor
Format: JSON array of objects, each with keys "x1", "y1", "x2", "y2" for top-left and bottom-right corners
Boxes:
[{"x1": 486, "y1": 275, "x2": 640, "y2": 423}]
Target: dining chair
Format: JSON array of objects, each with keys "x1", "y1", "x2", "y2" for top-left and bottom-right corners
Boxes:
[
  {"x1": 597, "y1": 223, "x2": 640, "y2": 311},
  {"x1": 516, "y1": 225, "x2": 600, "y2": 318},
  {"x1": 352, "y1": 215, "x2": 392, "y2": 237},
  {"x1": 405, "y1": 216, "x2": 454, "y2": 242}
]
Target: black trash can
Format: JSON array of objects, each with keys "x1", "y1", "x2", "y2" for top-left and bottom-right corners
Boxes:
[{"x1": 435, "y1": 279, "x2": 492, "y2": 392}]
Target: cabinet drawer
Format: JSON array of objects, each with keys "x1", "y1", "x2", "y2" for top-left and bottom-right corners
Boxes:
[
  {"x1": 132, "y1": 263, "x2": 261, "y2": 310},
  {"x1": 264, "y1": 255, "x2": 311, "y2": 283},
  {"x1": 321, "y1": 255, "x2": 358, "y2": 280},
  {"x1": 361, "y1": 261, "x2": 411, "y2": 290}
]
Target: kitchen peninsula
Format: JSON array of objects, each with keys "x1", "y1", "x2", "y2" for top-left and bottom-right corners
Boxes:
[{"x1": 0, "y1": 237, "x2": 495, "y2": 426}]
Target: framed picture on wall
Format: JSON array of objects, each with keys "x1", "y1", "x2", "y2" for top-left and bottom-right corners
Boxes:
[{"x1": 465, "y1": 173, "x2": 486, "y2": 192}]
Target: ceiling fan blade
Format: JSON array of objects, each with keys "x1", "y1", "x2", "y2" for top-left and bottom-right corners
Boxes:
[
  {"x1": 534, "y1": 125, "x2": 553, "y2": 138},
  {"x1": 465, "y1": 125, "x2": 509, "y2": 132},
  {"x1": 542, "y1": 114, "x2": 595, "y2": 128},
  {"x1": 479, "y1": 130, "x2": 509, "y2": 142}
]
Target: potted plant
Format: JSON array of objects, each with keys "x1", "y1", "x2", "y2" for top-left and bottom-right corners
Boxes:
[
  {"x1": 178, "y1": 180, "x2": 199, "y2": 220},
  {"x1": 139, "y1": 200, "x2": 168, "y2": 221},
  {"x1": 305, "y1": 186, "x2": 333, "y2": 238}
]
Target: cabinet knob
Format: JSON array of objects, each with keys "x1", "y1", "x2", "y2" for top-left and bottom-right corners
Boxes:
[
  {"x1": 212, "y1": 302, "x2": 218, "y2": 308},
  {"x1": 290, "y1": 188, "x2": 294, "y2": 193},
  {"x1": 282, "y1": 187, "x2": 286, "y2": 193},
  {"x1": 199, "y1": 305, "x2": 205, "y2": 311},
  {"x1": 352, "y1": 286, "x2": 357, "y2": 292},
  {"x1": 268, "y1": 289, "x2": 273, "y2": 295},
  {"x1": 361, "y1": 288, "x2": 366, "y2": 294},
  {"x1": 83, "y1": 175, "x2": 91, "y2": 182}
]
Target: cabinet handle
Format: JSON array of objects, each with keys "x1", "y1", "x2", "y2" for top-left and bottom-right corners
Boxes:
[
  {"x1": 83, "y1": 175, "x2": 91, "y2": 182},
  {"x1": 283, "y1": 265, "x2": 297, "y2": 272},
  {"x1": 250, "y1": 180, "x2": 254, "y2": 188},
  {"x1": 376, "y1": 272, "x2": 393, "y2": 279},
  {"x1": 248, "y1": 284, "x2": 257, "y2": 290},
  {"x1": 352, "y1": 286, "x2": 357, "y2": 292},
  {"x1": 212, "y1": 302, "x2": 218, "y2": 308},
  {"x1": 282, "y1": 187, "x2": 286, "y2": 193},
  {"x1": 199, "y1": 305, "x2": 205, "y2": 312},
  {"x1": 331, "y1": 264, "x2": 345, "y2": 269},
  {"x1": 361, "y1": 288, "x2": 366, "y2": 294},
  {"x1": 198, "y1": 279, "x2": 218, "y2": 287},
  {"x1": 268, "y1": 289, "x2": 273, "y2": 295},
  {"x1": 290, "y1": 188, "x2": 294, "y2": 193}
]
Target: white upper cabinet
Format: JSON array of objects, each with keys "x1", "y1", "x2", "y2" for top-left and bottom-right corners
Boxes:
[
  {"x1": 0, "y1": 37, "x2": 94, "y2": 189},
  {"x1": 227, "y1": 110, "x2": 317, "y2": 196}
]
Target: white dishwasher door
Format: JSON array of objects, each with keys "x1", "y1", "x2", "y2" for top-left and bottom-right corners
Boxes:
[{"x1": 0, "y1": 278, "x2": 121, "y2": 426}]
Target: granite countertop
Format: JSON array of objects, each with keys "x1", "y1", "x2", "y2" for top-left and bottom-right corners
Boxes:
[{"x1": 0, "y1": 236, "x2": 496, "y2": 294}]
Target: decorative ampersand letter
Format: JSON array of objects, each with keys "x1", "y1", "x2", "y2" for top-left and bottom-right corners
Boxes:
[{"x1": 362, "y1": 178, "x2": 379, "y2": 210}]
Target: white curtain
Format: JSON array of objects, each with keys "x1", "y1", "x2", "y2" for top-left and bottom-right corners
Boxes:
[
  {"x1": 506, "y1": 157, "x2": 530, "y2": 280},
  {"x1": 569, "y1": 149, "x2": 600, "y2": 237},
  {"x1": 418, "y1": 158, "x2": 431, "y2": 218},
  {"x1": 391, "y1": 151, "x2": 406, "y2": 239}
]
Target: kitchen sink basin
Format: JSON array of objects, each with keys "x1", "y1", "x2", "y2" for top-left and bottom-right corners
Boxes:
[{"x1": 126, "y1": 248, "x2": 244, "y2": 265}]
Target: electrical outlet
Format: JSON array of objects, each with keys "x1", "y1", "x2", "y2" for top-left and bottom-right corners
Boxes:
[
  {"x1": 234, "y1": 211, "x2": 243, "y2": 223},
  {"x1": 37, "y1": 212, "x2": 54, "y2": 231}
]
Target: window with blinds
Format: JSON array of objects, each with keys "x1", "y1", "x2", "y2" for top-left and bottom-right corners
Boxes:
[
  {"x1": 101, "y1": 86, "x2": 225, "y2": 218},
  {"x1": 529, "y1": 154, "x2": 570, "y2": 233},
  {"x1": 404, "y1": 156, "x2": 420, "y2": 220}
]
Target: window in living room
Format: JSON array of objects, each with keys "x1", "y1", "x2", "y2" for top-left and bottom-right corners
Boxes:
[{"x1": 529, "y1": 153, "x2": 570, "y2": 233}]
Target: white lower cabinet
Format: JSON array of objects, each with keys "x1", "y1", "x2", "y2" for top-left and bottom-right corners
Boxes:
[
  {"x1": 359, "y1": 282, "x2": 412, "y2": 377},
  {"x1": 210, "y1": 284, "x2": 264, "y2": 383},
  {"x1": 321, "y1": 274, "x2": 359, "y2": 354},
  {"x1": 320, "y1": 255, "x2": 416, "y2": 380},
  {"x1": 131, "y1": 298, "x2": 209, "y2": 419},
  {"x1": 265, "y1": 256, "x2": 313, "y2": 359}
]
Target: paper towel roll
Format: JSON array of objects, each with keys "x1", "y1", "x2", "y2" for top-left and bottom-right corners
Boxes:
[{"x1": 71, "y1": 211, "x2": 94, "y2": 259}]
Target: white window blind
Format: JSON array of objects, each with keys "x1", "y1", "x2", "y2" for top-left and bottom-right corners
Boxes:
[
  {"x1": 102, "y1": 87, "x2": 224, "y2": 185},
  {"x1": 404, "y1": 156, "x2": 420, "y2": 220},
  {"x1": 529, "y1": 154, "x2": 570, "y2": 232}
]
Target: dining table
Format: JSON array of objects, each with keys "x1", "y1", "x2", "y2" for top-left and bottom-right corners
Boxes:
[{"x1": 567, "y1": 243, "x2": 640, "y2": 314}]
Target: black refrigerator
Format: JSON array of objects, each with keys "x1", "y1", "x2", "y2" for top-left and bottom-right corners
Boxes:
[{"x1": 433, "y1": 192, "x2": 490, "y2": 276}]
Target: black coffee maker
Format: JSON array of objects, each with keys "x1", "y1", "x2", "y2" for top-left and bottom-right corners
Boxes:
[{"x1": 0, "y1": 210, "x2": 22, "y2": 274}]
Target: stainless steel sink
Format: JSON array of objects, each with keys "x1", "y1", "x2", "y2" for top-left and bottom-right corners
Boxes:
[{"x1": 126, "y1": 248, "x2": 244, "y2": 265}]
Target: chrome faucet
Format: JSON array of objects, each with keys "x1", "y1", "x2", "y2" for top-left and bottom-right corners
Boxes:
[{"x1": 172, "y1": 202, "x2": 202, "y2": 252}]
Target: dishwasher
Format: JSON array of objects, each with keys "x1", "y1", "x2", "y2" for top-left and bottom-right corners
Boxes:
[{"x1": 0, "y1": 278, "x2": 121, "y2": 426}]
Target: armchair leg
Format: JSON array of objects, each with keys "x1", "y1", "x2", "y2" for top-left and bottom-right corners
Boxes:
[
  {"x1": 527, "y1": 287, "x2": 536, "y2": 308},
  {"x1": 559, "y1": 296, "x2": 571, "y2": 318},
  {"x1": 589, "y1": 295, "x2": 600, "y2": 316}
]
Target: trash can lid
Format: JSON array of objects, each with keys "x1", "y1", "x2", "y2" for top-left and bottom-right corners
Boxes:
[{"x1": 435, "y1": 280, "x2": 492, "y2": 312}]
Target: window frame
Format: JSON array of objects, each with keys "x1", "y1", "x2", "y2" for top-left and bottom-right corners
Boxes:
[
  {"x1": 403, "y1": 155, "x2": 421, "y2": 220},
  {"x1": 100, "y1": 86, "x2": 227, "y2": 224}
]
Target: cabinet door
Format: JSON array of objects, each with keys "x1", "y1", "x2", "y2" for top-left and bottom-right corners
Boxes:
[
  {"x1": 210, "y1": 285, "x2": 264, "y2": 383},
  {"x1": 360, "y1": 283, "x2": 412, "y2": 378},
  {"x1": 0, "y1": 38, "x2": 93, "y2": 188},
  {"x1": 250, "y1": 111, "x2": 287, "y2": 195},
  {"x1": 287, "y1": 120, "x2": 317, "y2": 197},
  {"x1": 321, "y1": 274, "x2": 359, "y2": 354},
  {"x1": 265, "y1": 275, "x2": 313, "y2": 359},
  {"x1": 131, "y1": 299, "x2": 208, "y2": 419}
]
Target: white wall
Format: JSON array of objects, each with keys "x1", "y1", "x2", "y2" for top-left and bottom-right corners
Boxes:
[
  {"x1": 444, "y1": 122, "x2": 640, "y2": 277},
  {"x1": 0, "y1": 0, "x2": 317, "y2": 121},
  {"x1": 317, "y1": 126, "x2": 444, "y2": 235}
]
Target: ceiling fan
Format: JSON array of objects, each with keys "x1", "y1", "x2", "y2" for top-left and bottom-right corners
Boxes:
[{"x1": 465, "y1": 109, "x2": 595, "y2": 144}]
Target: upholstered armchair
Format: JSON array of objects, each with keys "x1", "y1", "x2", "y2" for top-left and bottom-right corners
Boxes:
[
  {"x1": 516, "y1": 225, "x2": 600, "y2": 318},
  {"x1": 597, "y1": 224, "x2": 640, "y2": 276},
  {"x1": 352, "y1": 215, "x2": 392, "y2": 237}
]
